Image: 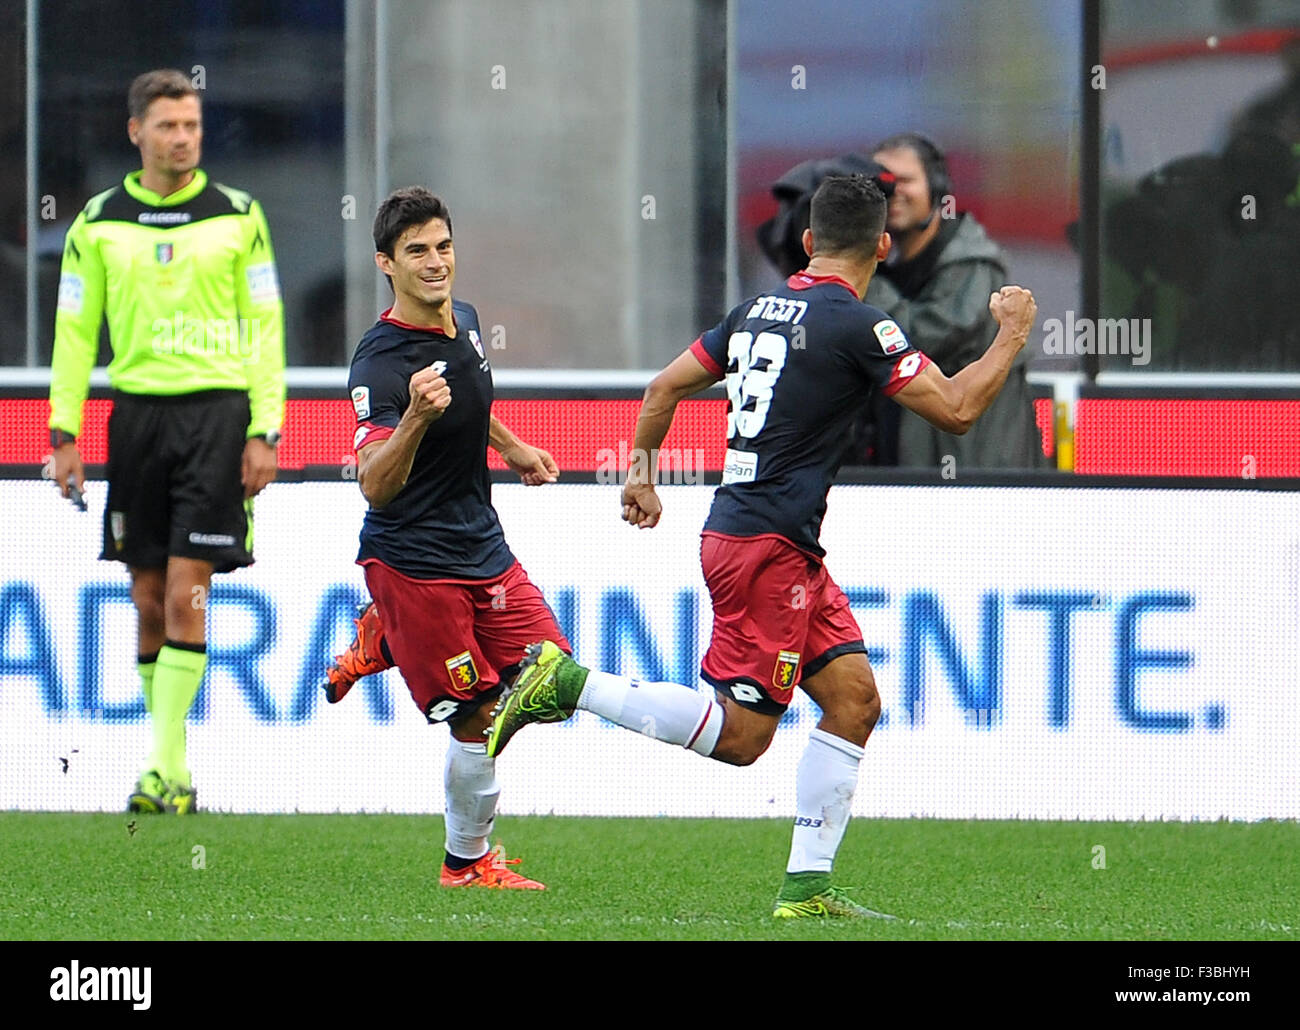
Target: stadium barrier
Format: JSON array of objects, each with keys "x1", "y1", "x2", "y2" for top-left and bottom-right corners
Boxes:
[
  {"x1": 2, "y1": 479, "x2": 1294, "y2": 820},
  {"x1": 5, "y1": 371, "x2": 1300, "y2": 476}
]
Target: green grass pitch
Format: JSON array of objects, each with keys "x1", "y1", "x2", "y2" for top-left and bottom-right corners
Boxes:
[{"x1": 1, "y1": 813, "x2": 1296, "y2": 940}]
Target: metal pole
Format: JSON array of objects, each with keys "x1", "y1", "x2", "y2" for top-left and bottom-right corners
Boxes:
[
  {"x1": 724, "y1": 0, "x2": 738, "y2": 310},
  {"x1": 25, "y1": 0, "x2": 39, "y2": 366},
  {"x1": 373, "y1": 0, "x2": 390, "y2": 317}
]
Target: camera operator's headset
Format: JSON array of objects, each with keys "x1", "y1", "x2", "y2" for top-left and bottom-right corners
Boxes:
[{"x1": 877, "y1": 132, "x2": 951, "y2": 228}]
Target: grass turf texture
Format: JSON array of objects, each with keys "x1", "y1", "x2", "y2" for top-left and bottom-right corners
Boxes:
[{"x1": 0, "y1": 814, "x2": 1295, "y2": 941}]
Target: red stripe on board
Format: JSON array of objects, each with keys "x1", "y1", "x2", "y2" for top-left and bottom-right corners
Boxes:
[
  {"x1": 8, "y1": 396, "x2": 1299, "y2": 476},
  {"x1": 1074, "y1": 398, "x2": 1300, "y2": 477},
  {"x1": 1, "y1": 397, "x2": 730, "y2": 472}
]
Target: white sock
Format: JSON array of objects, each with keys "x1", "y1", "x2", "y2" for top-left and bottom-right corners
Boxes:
[
  {"x1": 786, "y1": 728, "x2": 864, "y2": 874},
  {"x1": 577, "y1": 669, "x2": 723, "y2": 756},
  {"x1": 444, "y1": 738, "x2": 500, "y2": 862}
]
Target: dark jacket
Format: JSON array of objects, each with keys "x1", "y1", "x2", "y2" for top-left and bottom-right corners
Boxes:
[{"x1": 866, "y1": 213, "x2": 1045, "y2": 468}]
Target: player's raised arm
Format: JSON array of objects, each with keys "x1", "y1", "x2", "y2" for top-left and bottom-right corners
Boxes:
[
  {"x1": 890, "y1": 285, "x2": 1036, "y2": 434},
  {"x1": 623, "y1": 346, "x2": 721, "y2": 528},
  {"x1": 357, "y1": 363, "x2": 450, "y2": 509}
]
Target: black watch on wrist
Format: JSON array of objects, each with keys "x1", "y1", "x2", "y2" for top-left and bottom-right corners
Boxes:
[
  {"x1": 49, "y1": 428, "x2": 76, "y2": 449},
  {"x1": 253, "y1": 429, "x2": 282, "y2": 448}
]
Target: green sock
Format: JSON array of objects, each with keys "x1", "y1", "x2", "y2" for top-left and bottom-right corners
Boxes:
[
  {"x1": 555, "y1": 656, "x2": 591, "y2": 709},
  {"x1": 138, "y1": 651, "x2": 159, "y2": 714},
  {"x1": 149, "y1": 642, "x2": 207, "y2": 788},
  {"x1": 777, "y1": 870, "x2": 832, "y2": 903}
]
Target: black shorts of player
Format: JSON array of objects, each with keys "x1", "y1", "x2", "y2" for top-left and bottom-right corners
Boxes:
[{"x1": 101, "y1": 390, "x2": 254, "y2": 573}]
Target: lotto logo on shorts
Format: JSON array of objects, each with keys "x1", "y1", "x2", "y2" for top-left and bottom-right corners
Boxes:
[
  {"x1": 773, "y1": 650, "x2": 800, "y2": 689},
  {"x1": 445, "y1": 651, "x2": 480, "y2": 694}
]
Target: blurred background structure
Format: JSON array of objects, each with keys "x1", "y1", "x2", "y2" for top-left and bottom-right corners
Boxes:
[
  {"x1": 2, "y1": 0, "x2": 1299, "y2": 471},
  {"x1": 1, "y1": 1, "x2": 1298, "y2": 827}
]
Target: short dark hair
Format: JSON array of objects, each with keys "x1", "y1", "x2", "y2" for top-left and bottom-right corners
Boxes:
[
  {"x1": 373, "y1": 186, "x2": 452, "y2": 257},
  {"x1": 808, "y1": 175, "x2": 887, "y2": 258},
  {"x1": 128, "y1": 69, "x2": 199, "y2": 120}
]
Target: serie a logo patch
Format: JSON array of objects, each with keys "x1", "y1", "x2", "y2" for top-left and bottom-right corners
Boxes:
[
  {"x1": 873, "y1": 318, "x2": 907, "y2": 354},
  {"x1": 773, "y1": 650, "x2": 800, "y2": 688},
  {"x1": 445, "y1": 651, "x2": 479, "y2": 693}
]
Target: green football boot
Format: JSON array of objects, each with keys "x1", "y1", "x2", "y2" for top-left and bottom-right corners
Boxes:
[
  {"x1": 127, "y1": 769, "x2": 168, "y2": 814},
  {"x1": 773, "y1": 886, "x2": 898, "y2": 920},
  {"x1": 161, "y1": 782, "x2": 198, "y2": 815},
  {"x1": 486, "y1": 641, "x2": 585, "y2": 758}
]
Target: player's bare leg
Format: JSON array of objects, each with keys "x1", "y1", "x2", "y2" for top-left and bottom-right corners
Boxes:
[
  {"x1": 438, "y1": 690, "x2": 544, "y2": 890},
  {"x1": 773, "y1": 652, "x2": 894, "y2": 919},
  {"x1": 707, "y1": 697, "x2": 779, "y2": 766}
]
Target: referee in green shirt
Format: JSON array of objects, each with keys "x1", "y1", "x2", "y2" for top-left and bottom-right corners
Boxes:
[{"x1": 49, "y1": 69, "x2": 286, "y2": 815}]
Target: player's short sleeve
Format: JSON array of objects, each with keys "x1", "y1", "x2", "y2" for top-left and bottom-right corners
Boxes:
[
  {"x1": 347, "y1": 350, "x2": 405, "y2": 454},
  {"x1": 688, "y1": 308, "x2": 740, "y2": 380},
  {"x1": 849, "y1": 304, "x2": 933, "y2": 397}
]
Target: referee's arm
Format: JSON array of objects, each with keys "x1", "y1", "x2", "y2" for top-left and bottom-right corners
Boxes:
[
  {"x1": 48, "y1": 211, "x2": 107, "y2": 497},
  {"x1": 236, "y1": 199, "x2": 286, "y2": 495},
  {"x1": 237, "y1": 198, "x2": 286, "y2": 439}
]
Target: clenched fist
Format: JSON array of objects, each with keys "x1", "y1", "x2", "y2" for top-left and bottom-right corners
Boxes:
[
  {"x1": 989, "y1": 285, "x2": 1037, "y2": 343},
  {"x1": 407, "y1": 364, "x2": 452, "y2": 424}
]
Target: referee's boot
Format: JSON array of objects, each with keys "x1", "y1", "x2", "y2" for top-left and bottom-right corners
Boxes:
[
  {"x1": 324, "y1": 601, "x2": 394, "y2": 703},
  {"x1": 128, "y1": 771, "x2": 197, "y2": 815}
]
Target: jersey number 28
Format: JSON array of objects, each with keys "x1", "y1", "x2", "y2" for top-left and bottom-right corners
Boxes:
[{"x1": 725, "y1": 330, "x2": 788, "y2": 440}]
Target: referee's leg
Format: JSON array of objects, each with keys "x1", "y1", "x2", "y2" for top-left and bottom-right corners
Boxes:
[
  {"x1": 128, "y1": 565, "x2": 166, "y2": 721},
  {"x1": 129, "y1": 566, "x2": 167, "y2": 656},
  {"x1": 163, "y1": 557, "x2": 212, "y2": 644},
  {"x1": 141, "y1": 556, "x2": 213, "y2": 798}
]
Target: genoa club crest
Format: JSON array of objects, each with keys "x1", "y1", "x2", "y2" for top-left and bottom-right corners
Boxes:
[
  {"x1": 445, "y1": 651, "x2": 480, "y2": 694},
  {"x1": 773, "y1": 650, "x2": 801, "y2": 689},
  {"x1": 155, "y1": 243, "x2": 174, "y2": 265}
]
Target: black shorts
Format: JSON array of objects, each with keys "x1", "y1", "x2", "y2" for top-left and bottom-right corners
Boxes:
[{"x1": 102, "y1": 390, "x2": 254, "y2": 573}]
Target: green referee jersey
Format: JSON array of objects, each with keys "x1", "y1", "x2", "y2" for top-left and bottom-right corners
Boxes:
[{"x1": 49, "y1": 168, "x2": 286, "y2": 438}]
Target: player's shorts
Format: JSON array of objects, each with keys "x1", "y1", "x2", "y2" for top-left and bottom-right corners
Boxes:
[
  {"x1": 699, "y1": 531, "x2": 867, "y2": 715},
  {"x1": 361, "y1": 557, "x2": 573, "y2": 725},
  {"x1": 101, "y1": 390, "x2": 254, "y2": 573}
]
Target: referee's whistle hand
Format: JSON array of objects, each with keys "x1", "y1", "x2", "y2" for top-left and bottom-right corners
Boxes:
[
  {"x1": 51, "y1": 443, "x2": 84, "y2": 499},
  {"x1": 241, "y1": 437, "x2": 279, "y2": 498}
]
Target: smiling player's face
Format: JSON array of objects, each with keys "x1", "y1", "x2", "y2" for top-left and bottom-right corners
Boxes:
[{"x1": 381, "y1": 219, "x2": 455, "y2": 311}]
